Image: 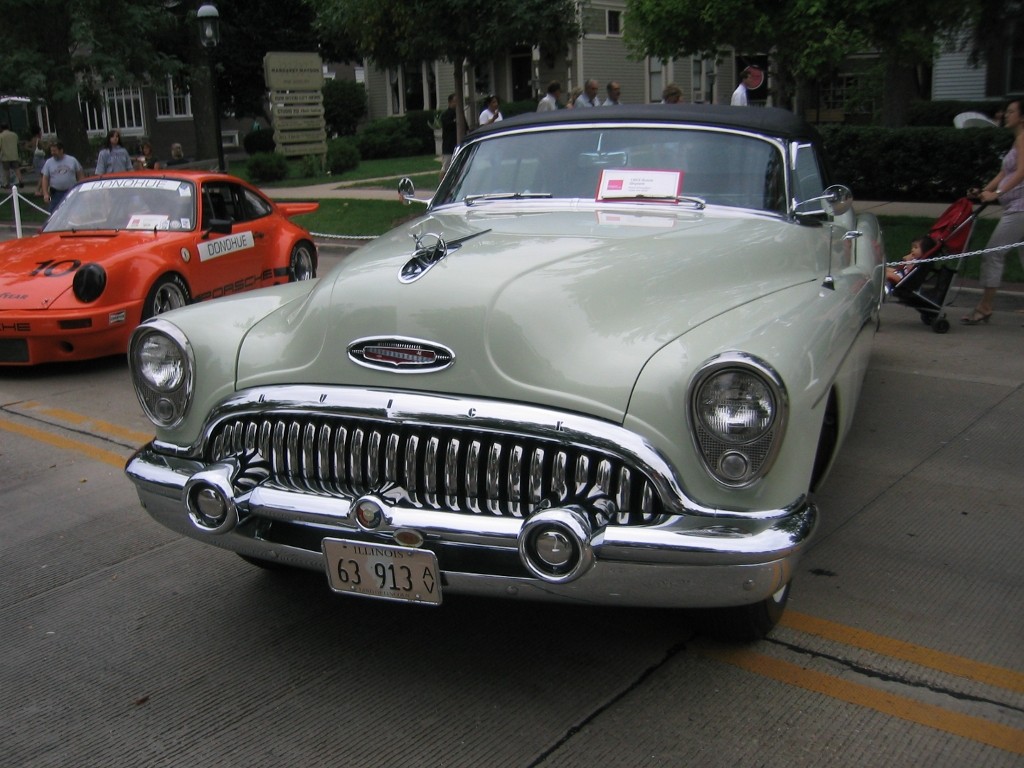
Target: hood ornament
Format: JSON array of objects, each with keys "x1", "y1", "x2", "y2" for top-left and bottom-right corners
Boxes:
[
  {"x1": 348, "y1": 336, "x2": 455, "y2": 373},
  {"x1": 399, "y1": 228, "x2": 490, "y2": 284}
]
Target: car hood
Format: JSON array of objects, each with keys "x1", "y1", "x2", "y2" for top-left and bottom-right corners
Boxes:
[
  {"x1": 236, "y1": 207, "x2": 821, "y2": 421},
  {"x1": 0, "y1": 230, "x2": 170, "y2": 310}
]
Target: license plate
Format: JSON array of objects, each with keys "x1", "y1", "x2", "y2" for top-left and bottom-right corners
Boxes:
[{"x1": 322, "y1": 538, "x2": 441, "y2": 605}]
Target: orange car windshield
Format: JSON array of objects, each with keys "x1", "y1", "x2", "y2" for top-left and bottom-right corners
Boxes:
[{"x1": 43, "y1": 178, "x2": 197, "y2": 233}]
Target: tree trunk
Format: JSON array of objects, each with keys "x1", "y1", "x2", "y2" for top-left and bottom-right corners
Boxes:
[
  {"x1": 46, "y1": 96, "x2": 92, "y2": 170},
  {"x1": 880, "y1": 58, "x2": 920, "y2": 128},
  {"x1": 453, "y1": 59, "x2": 469, "y2": 145}
]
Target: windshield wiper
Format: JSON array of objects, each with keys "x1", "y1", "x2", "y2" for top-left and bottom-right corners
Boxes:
[
  {"x1": 600, "y1": 194, "x2": 707, "y2": 209},
  {"x1": 464, "y1": 191, "x2": 553, "y2": 206}
]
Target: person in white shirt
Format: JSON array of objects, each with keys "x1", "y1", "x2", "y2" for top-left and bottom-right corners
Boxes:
[
  {"x1": 602, "y1": 81, "x2": 622, "y2": 106},
  {"x1": 537, "y1": 81, "x2": 562, "y2": 112},
  {"x1": 479, "y1": 95, "x2": 503, "y2": 126},
  {"x1": 731, "y1": 66, "x2": 761, "y2": 106},
  {"x1": 575, "y1": 79, "x2": 600, "y2": 108}
]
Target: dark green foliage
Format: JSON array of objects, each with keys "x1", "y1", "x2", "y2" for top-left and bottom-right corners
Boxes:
[
  {"x1": 355, "y1": 117, "x2": 422, "y2": 160},
  {"x1": 246, "y1": 151, "x2": 289, "y2": 182},
  {"x1": 501, "y1": 99, "x2": 539, "y2": 118},
  {"x1": 244, "y1": 129, "x2": 276, "y2": 155},
  {"x1": 403, "y1": 110, "x2": 437, "y2": 154},
  {"x1": 323, "y1": 79, "x2": 368, "y2": 136},
  {"x1": 906, "y1": 100, "x2": 1006, "y2": 127},
  {"x1": 821, "y1": 126, "x2": 1013, "y2": 202},
  {"x1": 326, "y1": 136, "x2": 360, "y2": 174}
]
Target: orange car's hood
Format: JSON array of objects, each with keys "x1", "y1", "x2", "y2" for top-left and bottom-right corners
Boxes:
[{"x1": 0, "y1": 230, "x2": 166, "y2": 309}]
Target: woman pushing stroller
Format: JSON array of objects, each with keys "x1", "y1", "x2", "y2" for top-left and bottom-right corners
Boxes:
[{"x1": 963, "y1": 97, "x2": 1024, "y2": 325}]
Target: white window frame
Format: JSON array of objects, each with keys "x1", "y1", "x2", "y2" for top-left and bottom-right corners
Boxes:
[
  {"x1": 156, "y1": 76, "x2": 192, "y2": 120},
  {"x1": 80, "y1": 86, "x2": 145, "y2": 137},
  {"x1": 606, "y1": 9, "x2": 623, "y2": 37},
  {"x1": 105, "y1": 86, "x2": 144, "y2": 134}
]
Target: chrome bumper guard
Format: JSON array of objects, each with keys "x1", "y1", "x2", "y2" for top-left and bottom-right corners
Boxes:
[{"x1": 126, "y1": 445, "x2": 817, "y2": 609}]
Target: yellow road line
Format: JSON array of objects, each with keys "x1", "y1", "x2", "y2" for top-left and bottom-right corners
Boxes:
[
  {"x1": 0, "y1": 417, "x2": 128, "y2": 469},
  {"x1": 782, "y1": 610, "x2": 1024, "y2": 694},
  {"x1": 19, "y1": 400, "x2": 152, "y2": 445},
  {"x1": 699, "y1": 644, "x2": 1024, "y2": 755}
]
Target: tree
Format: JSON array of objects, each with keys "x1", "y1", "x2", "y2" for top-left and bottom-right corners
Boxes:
[
  {"x1": 624, "y1": 0, "x2": 864, "y2": 111},
  {"x1": 305, "y1": 0, "x2": 583, "y2": 143},
  {"x1": 0, "y1": 0, "x2": 180, "y2": 164},
  {"x1": 624, "y1": 0, "x2": 980, "y2": 125}
]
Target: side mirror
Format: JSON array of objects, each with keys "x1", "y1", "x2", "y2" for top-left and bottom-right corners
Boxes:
[
  {"x1": 202, "y1": 218, "x2": 233, "y2": 237},
  {"x1": 795, "y1": 184, "x2": 854, "y2": 219},
  {"x1": 821, "y1": 184, "x2": 853, "y2": 216}
]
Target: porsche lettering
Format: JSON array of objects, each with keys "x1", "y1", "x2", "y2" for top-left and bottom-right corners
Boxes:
[
  {"x1": 199, "y1": 231, "x2": 256, "y2": 262},
  {"x1": 193, "y1": 270, "x2": 274, "y2": 301}
]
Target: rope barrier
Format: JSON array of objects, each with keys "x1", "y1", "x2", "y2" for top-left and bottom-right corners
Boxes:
[
  {"x1": 309, "y1": 231, "x2": 378, "y2": 241},
  {"x1": 883, "y1": 239, "x2": 1024, "y2": 268}
]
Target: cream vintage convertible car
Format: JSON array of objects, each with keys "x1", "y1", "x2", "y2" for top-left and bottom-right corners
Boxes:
[{"x1": 125, "y1": 105, "x2": 884, "y2": 640}]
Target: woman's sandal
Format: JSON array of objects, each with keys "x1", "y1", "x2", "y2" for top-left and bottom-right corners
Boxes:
[{"x1": 961, "y1": 309, "x2": 993, "y2": 325}]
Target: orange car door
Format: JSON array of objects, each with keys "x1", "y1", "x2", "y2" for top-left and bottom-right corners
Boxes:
[{"x1": 193, "y1": 181, "x2": 276, "y2": 301}]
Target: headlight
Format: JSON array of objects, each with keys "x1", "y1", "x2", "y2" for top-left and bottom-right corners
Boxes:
[
  {"x1": 129, "y1": 321, "x2": 194, "y2": 428},
  {"x1": 690, "y1": 354, "x2": 787, "y2": 487},
  {"x1": 72, "y1": 263, "x2": 106, "y2": 303}
]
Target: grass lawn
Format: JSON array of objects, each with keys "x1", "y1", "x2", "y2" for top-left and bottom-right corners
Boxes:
[
  {"x1": 291, "y1": 198, "x2": 420, "y2": 237},
  {"x1": 228, "y1": 154, "x2": 442, "y2": 189}
]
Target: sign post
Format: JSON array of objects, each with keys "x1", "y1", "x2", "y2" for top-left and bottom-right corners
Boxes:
[{"x1": 263, "y1": 52, "x2": 327, "y2": 163}]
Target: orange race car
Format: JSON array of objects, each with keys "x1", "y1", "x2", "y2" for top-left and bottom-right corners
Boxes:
[{"x1": 0, "y1": 170, "x2": 318, "y2": 366}]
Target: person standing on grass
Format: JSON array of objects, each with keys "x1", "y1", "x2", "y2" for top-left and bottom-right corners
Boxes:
[
  {"x1": 41, "y1": 141, "x2": 84, "y2": 213},
  {"x1": 0, "y1": 123, "x2": 22, "y2": 188}
]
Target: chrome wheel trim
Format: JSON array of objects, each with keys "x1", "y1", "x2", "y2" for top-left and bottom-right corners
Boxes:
[{"x1": 290, "y1": 243, "x2": 315, "y2": 281}]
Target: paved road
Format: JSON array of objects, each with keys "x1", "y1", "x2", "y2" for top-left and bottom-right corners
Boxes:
[{"x1": 1, "y1": 256, "x2": 1022, "y2": 766}]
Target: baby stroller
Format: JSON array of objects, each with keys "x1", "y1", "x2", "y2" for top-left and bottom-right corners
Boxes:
[{"x1": 888, "y1": 197, "x2": 984, "y2": 334}]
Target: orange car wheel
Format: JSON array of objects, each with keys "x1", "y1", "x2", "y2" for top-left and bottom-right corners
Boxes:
[
  {"x1": 289, "y1": 242, "x2": 317, "y2": 282},
  {"x1": 143, "y1": 274, "x2": 191, "y2": 321}
]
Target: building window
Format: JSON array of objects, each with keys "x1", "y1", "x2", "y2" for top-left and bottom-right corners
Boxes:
[
  {"x1": 78, "y1": 86, "x2": 144, "y2": 135},
  {"x1": 80, "y1": 97, "x2": 106, "y2": 133},
  {"x1": 648, "y1": 58, "x2": 663, "y2": 103},
  {"x1": 607, "y1": 10, "x2": 622, "y2": 36},
  {"x1": 156, "y1": 77, "x2": 192, "y2": 119},
  {"x1": 107, "y1": 87, "x2": 144, "y2": 131},
  {"x1": 814, "y1": 73, "x2": 874, "y2": 121}
]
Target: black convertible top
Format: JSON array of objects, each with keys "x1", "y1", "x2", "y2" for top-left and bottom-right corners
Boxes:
[{"x1": 471, "y1": 103, "x2": 819, "y2": 143}]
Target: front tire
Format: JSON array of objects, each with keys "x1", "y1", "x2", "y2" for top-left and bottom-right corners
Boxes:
[
  {"x1": 142, "y1": 274, "x2": 190, "y2": 320},
  {"x1": 289, "y1": 241, "x2": 317, "y2": 281}
]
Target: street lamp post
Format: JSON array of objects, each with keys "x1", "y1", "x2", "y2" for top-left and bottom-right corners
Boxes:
[{"x1": 197, "y1": 3, "x2": 226, "y2": 172}]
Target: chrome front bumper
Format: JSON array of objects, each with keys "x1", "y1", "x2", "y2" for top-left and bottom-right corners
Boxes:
[{"x1": 126, "y1": 445, "x2": 817, "y2": 609}]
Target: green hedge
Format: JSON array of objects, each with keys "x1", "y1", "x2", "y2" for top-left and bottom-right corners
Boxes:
[
  {"x1": 245, "y1": 151, "x2": 289, "y2": 182},
  {"x1": 326, "y1": 136, "x2": 360, "y2": 174},
  {"x1": 355, "y1": 116, "x2": 425, "y2": 160},
  {"x1": 243, "y1": 129, "x2": 275, "y2": 155},
  {"x1": 821, "y1": 126, "x2": 1013, "y2": 202},
  {"x1": 905, "y1": 100, "x2": 1004, "y2": 127}
]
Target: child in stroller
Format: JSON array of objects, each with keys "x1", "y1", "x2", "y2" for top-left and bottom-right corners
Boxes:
[
  {"x1": 886, "y1": 235, "x2": 937, "y2": 289},
  {"x1": 887, "y1": 197, "x2": 981, "y2": 334}
]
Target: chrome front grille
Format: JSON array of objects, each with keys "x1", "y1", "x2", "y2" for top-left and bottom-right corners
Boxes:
[{"x1": 207, "y1": 414, "x2": 663, "y2": 525}]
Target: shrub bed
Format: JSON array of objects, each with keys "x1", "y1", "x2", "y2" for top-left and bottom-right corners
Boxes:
[{"x1": 821, "y1": 125, "x2": 1013, "y2": 202}]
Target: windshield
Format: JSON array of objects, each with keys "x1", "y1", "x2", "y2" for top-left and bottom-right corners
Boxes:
[
  {"x1": 436, "y1": 126, "x2": 787, "y2": 213},
  {"x1": 43, "y1": 178, "x2": 196, "y2": 233}
]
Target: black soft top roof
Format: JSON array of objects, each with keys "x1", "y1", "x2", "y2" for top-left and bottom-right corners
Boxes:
[{"x1": 471, "y1": 103, "x2": 819, "y2": 143}]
